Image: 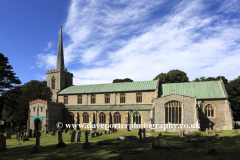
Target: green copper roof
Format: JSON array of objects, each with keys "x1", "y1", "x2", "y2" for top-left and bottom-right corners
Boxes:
[
  {"x1": 58, "y1": 80, "x2": 157, "y2": 94},
  {"x1": 159, "y1": 81, "x2": 226, "y2": 99},
  {"x1": 64, "y1": 105, "x2": 153, "y2": 111}
]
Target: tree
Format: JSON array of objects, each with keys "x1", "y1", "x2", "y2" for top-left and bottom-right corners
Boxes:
[
  {"x1": 113, "y1": 78, "x2": 133, "y2": 83},
  {"x1": 1, "y1": 80, "x2": 47, "y2": 125},
  {"x1": 0, "y1": 53, "x2": 21, "y2": 94},
  {"x1": 154, "y1": 70, "x2": 189, "y2": 83},
  {"x1": 153, "y1": 73, "x2": 167, "y2": 83},
  {"x1": 225, "y1": 76, "x2": 240, "y2": 121},
  {"x1": 192, "y1": 76, "x2": 229, "y2": 85}
]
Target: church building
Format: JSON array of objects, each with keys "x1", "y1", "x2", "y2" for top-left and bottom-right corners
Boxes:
[{"x1": 28, "y1": 27, "x2": 234, "y2": 132}]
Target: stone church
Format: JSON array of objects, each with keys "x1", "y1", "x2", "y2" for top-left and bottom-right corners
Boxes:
[{"x1": 28, "y1": 27, "x2": 234, "y2": 132}]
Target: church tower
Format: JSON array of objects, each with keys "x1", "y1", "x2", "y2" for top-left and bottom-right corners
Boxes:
[{"x1": 46, "y1": 26, "x2": 73, "y2": 102}]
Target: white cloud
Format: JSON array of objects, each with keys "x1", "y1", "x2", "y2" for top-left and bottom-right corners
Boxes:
[
  {"x1": 35, "y1": 74, "x2": 47, "y2": 81},
  {"x1": 37, "y1": 51, "x2": 56, "y2": 69},
  {"x1": 37, "y1": 0, "x2": 240, "y2": 85},
  {"x1": 44, "y1": 42, "x2": 53, "y2": 51}
]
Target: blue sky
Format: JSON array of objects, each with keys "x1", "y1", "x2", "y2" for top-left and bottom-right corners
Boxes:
[{"x1": 1, "y1": 0, "x2": 240, "y2": 86}]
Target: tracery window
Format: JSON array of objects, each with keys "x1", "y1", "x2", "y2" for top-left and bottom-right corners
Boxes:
[{"x1": 165, "y1": 101, "x2": 182, "y2": 124}]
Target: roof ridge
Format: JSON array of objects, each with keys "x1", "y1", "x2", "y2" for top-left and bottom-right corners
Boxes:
[
  {"x1": 162, "y1": 80, "x2": 220, "y2": 85},
  {"x1": 73, "y1": 80, "x2": 157, "y2": 86}
]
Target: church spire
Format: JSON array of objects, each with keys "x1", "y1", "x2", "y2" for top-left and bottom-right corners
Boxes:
[{"x1": 56, "y1": 26, "x2": 65, "y2": 71}]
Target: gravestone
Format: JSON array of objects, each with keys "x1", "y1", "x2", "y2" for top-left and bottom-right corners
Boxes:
[
  {"x1": 143, "y1": 128, "x2": 146, "y2": 139},
  {"x1": 76, "y1": 125, "x2": 80, "y2": 130},
  {"x1": 206, "y1": 128, "x2": 209, "y2": 134},
  {"x1": 6, "y1": 131, "x2": 11, "y2": 139},
  {"x1": 31, "y1": 131, "x2": 42, "y2": 153},
  {"x1": 108, "y1": 131, "x2": 110, "y2": 134},
  {"x1": 15, "y1": 134, "x2": 19, "y2": 139},
  {"x1": 76, "y1": 131, "x2": 81, "y2": 142},
  {"x1": 28, "y1": 129, "x2": 32, "y2": 138},
  {"x1": 65, "y1": 129, "x2": 68, "y2": 133},
  {"x1": 69, "y1": 129, "x2": 72, "y2": 135},
  {"x1": 96, "y1": 132, "x2": 100, "y2": 136},
  {"x1": 138, "y1": 129, "x2": 142, "y2": 142},
  {"x1": 0, "y1": 134, "x2": 6, "y2": 151},
  {"x1": 180, "y1": 130, "x2": 184, "y2": 137},
  {"x1": 56, "y1": 129, "x2": 66, "y2": 147},
  {"x1": 33, "y1": 130, "x2": 37, "y2": 138},
  {"x1": 71, "y1": 130, "x2": 76, "y2": 142},
  {"x1": 105, "y1": 130, "x2": 107, "y2": 134},
  {"x1": 213, "y1": 129, "x2": 216, "y2": 136},
  {"x1": 82, "y1": 130, "x2": 91, "y2": 149},
  {"x1": 23, "y1": 129, "x2": 29, "y2": 141},
  {"x1": 91, "y1": 132, "x2": 95, "y2": 138}
]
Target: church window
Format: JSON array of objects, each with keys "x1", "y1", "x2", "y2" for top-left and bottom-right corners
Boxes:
[
  {"x1": 65, "y1": 78, "x2": 68, "y2": 88},
  {"x1": 133, "y1": 112, "x2": 141, "y2": 124},
  {"x1": 136, "y1": 93, "x2": 142, "y2": 103},
  {"x1": 68, "y1": 113, "x2": 74, "y2": 123},
  {"x1": 114, "y1": 112, "x2": 121, "y2": 124},
  {"x1": 33, "y1": 107, "x2": 35, "y2": 112},
  {"x1": 41, "y1": 107, "x2": 43, "y2": 112},
  {"x1": 120, "y1": 93, "x2": 125, "y2": 103},
  {"x1": 105, "y1": 94, "x2": 110, "y2": 103},
  {"x1": 64, "y1": 96, "x2": 68, "y2": 104},
  {"x1": 99, "y1": 112, "x2": 106, "y2": 124},
  {"x1": 52, "y1": 77, "x2": 55, "y2": 89},
  {"x1": 204, "y1": 104, "x2": 214, "y2": 117},
  {"x1": 78, "y1": 95, "x2": 82, "y2": 104},
  {"x1": 91, "y1": 95, "x2": 96, "y2": 104},
  {"x1": 83, "y1": 112, "x2": 89, "y2": 123},
  {"x1": 165, "y1": 101, "x2": 182, "y2": 124}
]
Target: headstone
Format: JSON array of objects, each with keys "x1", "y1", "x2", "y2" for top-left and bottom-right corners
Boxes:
[
  {"x1": 31, "y1": 131, "x2": 42, "y2": 153},
  {"x1": 213, "y1": 129, "x2": 216, "y2": 136},
  {"x1": 57, "y1": 130, "x2": 63, "y2": 142},
  {"x1": 82, "y1": 130, "x2": 91, "y2": 149},
  {"x1": 6, "y1": 131, "x2": 11, "y2": 139},
  {"x1": 71, "y1": 130, "x2": 76, "y2": 142},
  {"x1": 206, "y1": 128, "x2": 209, "y2": 134},
  {"x1": 105, "y1": 130, "x2": 107, "y2": 134},
  {"x1": 65, "y1": 129, "x2": 68, "y2": 133},
  {"x1": 28, "y1": 129, "x2": 32, "y2": 138},
  {"x1": 76, "y1": 131, "x2": 81, "y2": 142},
  {"x1": 108, "y1": 131, "x2": 110, "y2": 134},
  {"x1": 96, "y1": 132, "x2": 100, "y2": 136},
  {"x1": 0, "y1": 134, "x2": 6, "y2": 151},
  {"x1": 143, "y1": 128, "x2": 146, "y2": 139},
  {"x1": 91, "y1": 132, "x2": 95, "y2": 138},
  {"x1": 69, "y1": 129, "x2": 72, "y2": 135},
  {"x1": 180, "y1": 130, "x2": 184, "y2": 137},
  {"x1": 138, "y1": 128, "x2": 142, "y2": 142},
  {"x1": 15, "y1": 134, "x2": 19, "y2": 139},
  {"x1": 76, "y1": 125, "x2": 80, "y2": 130}
]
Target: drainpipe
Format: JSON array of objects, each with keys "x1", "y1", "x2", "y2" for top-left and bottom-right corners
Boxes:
[
  {"x1": 129, "y1": 110, "x2": 131, "y2": 131},
  {"x1": 95, "y1": 110, "x2": 98, "y2": 130}
]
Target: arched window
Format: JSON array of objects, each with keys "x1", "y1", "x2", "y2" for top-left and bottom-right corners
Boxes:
[
  {"x1": 83, "y1": 112, "x2": 89, "y2": 123},
  {"x1": 91, "y1": 95, "x2": 96, "y2": 104},
  {"x1": 136, "y1": 93, "x2": 142, "y2": 103},
  {"x1": 205, "y1": 104, "x2": 214, "y2": 117},
  {"x1": 68, "y1": 113, "x2": 74, "y2": 123},
  {"x1": 105, "y1": 94, "x2": 110, "y2": 103},
  {"x1": 120, "y1": 93, "x2": 125, "y2": 103},
  {"x1": 165, "y1": 101, "x2": 182, "y2": 124},
  {"x1": 65, "y1": 78, "x2": 68, "y2": 87},
  {"x1": 133, "y1": 112, "x2": 141, "y2": 124},
  {"x1": 99, "y1": 112, "x2": 106, "y2": 124},
  {"x1": 78, "y1": 95, "x2": 82, "y2": 104},
  {"x1": 114, "y1": 112, "x2": 121, "y2": 124},
  {"x1": 52, "y1": 77, "x2": 55, "y2": 89}
]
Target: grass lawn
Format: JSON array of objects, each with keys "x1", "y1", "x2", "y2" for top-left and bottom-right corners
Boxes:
[{"x1": 1, "y1": 129, "x2": 240, "y2": 160}]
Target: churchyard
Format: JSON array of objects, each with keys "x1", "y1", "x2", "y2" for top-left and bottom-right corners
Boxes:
[{"x1": 1, "y1": 128, "x2": 240, "y2": 160}]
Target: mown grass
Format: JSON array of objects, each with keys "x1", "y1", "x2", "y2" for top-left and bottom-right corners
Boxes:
[{"x1": 1, "y1": 129, "x2": 240, "y2": 160}]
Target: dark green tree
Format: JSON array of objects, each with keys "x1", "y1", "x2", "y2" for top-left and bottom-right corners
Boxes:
[
  {"x1": 1, "y1": 80, "x2": 47, "y2": 125},
  {"x1": 153, "y1": 73, "x2": 167, "y2": 83},
  {"x1": 0, "y1": 53, "x2": 21, "y2": 94},
  {"x1": 225, "y1": 76, "x2": 240, "y2": 121},
  {"x1": 113, "y1": 78, "x2": 133, "y2": 83},
  {"x1": 165, "y1": 70, "x2": 189, "y2": 83}
]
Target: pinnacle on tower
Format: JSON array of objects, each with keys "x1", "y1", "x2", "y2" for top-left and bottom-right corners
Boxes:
[{"x1": 56, "y1": 26, "x2": 65, "y2": 71}]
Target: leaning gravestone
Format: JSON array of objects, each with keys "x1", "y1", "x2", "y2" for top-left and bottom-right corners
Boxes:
[
  {"x1": 71, "y1": 130, "x2": 76, "y2": 142},
  {"x1": 28, "y1": 129, "x2": 32, "y2": 138},
  {"x1": 31, "y1": 131, "x2": 42, "y2": 153},
  {"x1": 206, "y1": 128, "x2": 209, "y2": 134},
  {"x1": 138, "y1": 129, "x2": 142, "y2": 142},
  {"x1": 6, "y1": 131, "x2": 11, "y2": 139},
  {"x1": 76, "y1": 131, "x2": 81, "y2": 142}
]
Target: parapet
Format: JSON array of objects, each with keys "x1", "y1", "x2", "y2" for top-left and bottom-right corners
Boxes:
[{"x1": 29, "y1": 98, "x2": 47, "y2": 105}]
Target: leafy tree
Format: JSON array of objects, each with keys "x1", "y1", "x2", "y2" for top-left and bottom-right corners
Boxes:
[
  {"x1": 225, "y1": 76, "x2": 240, "y2": 121},
  {"x1": 153, "y1": 70, "x2": 189, "y2": 83},
  {"x1": 193, "y1": 76, "x2": 229, "y2": 85},
  {"x1": 0, "y1": 53, "x2": 21, "y2": 94},
  {"x1": 153, "y1": 73, "x2": 167, "y2": 83},
  {"x1": 1, "y1": 80, "x2": 47, "y2": 125},
  {"x1": 113, "y1": 78, "x2": 133, "y2": 83}
]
